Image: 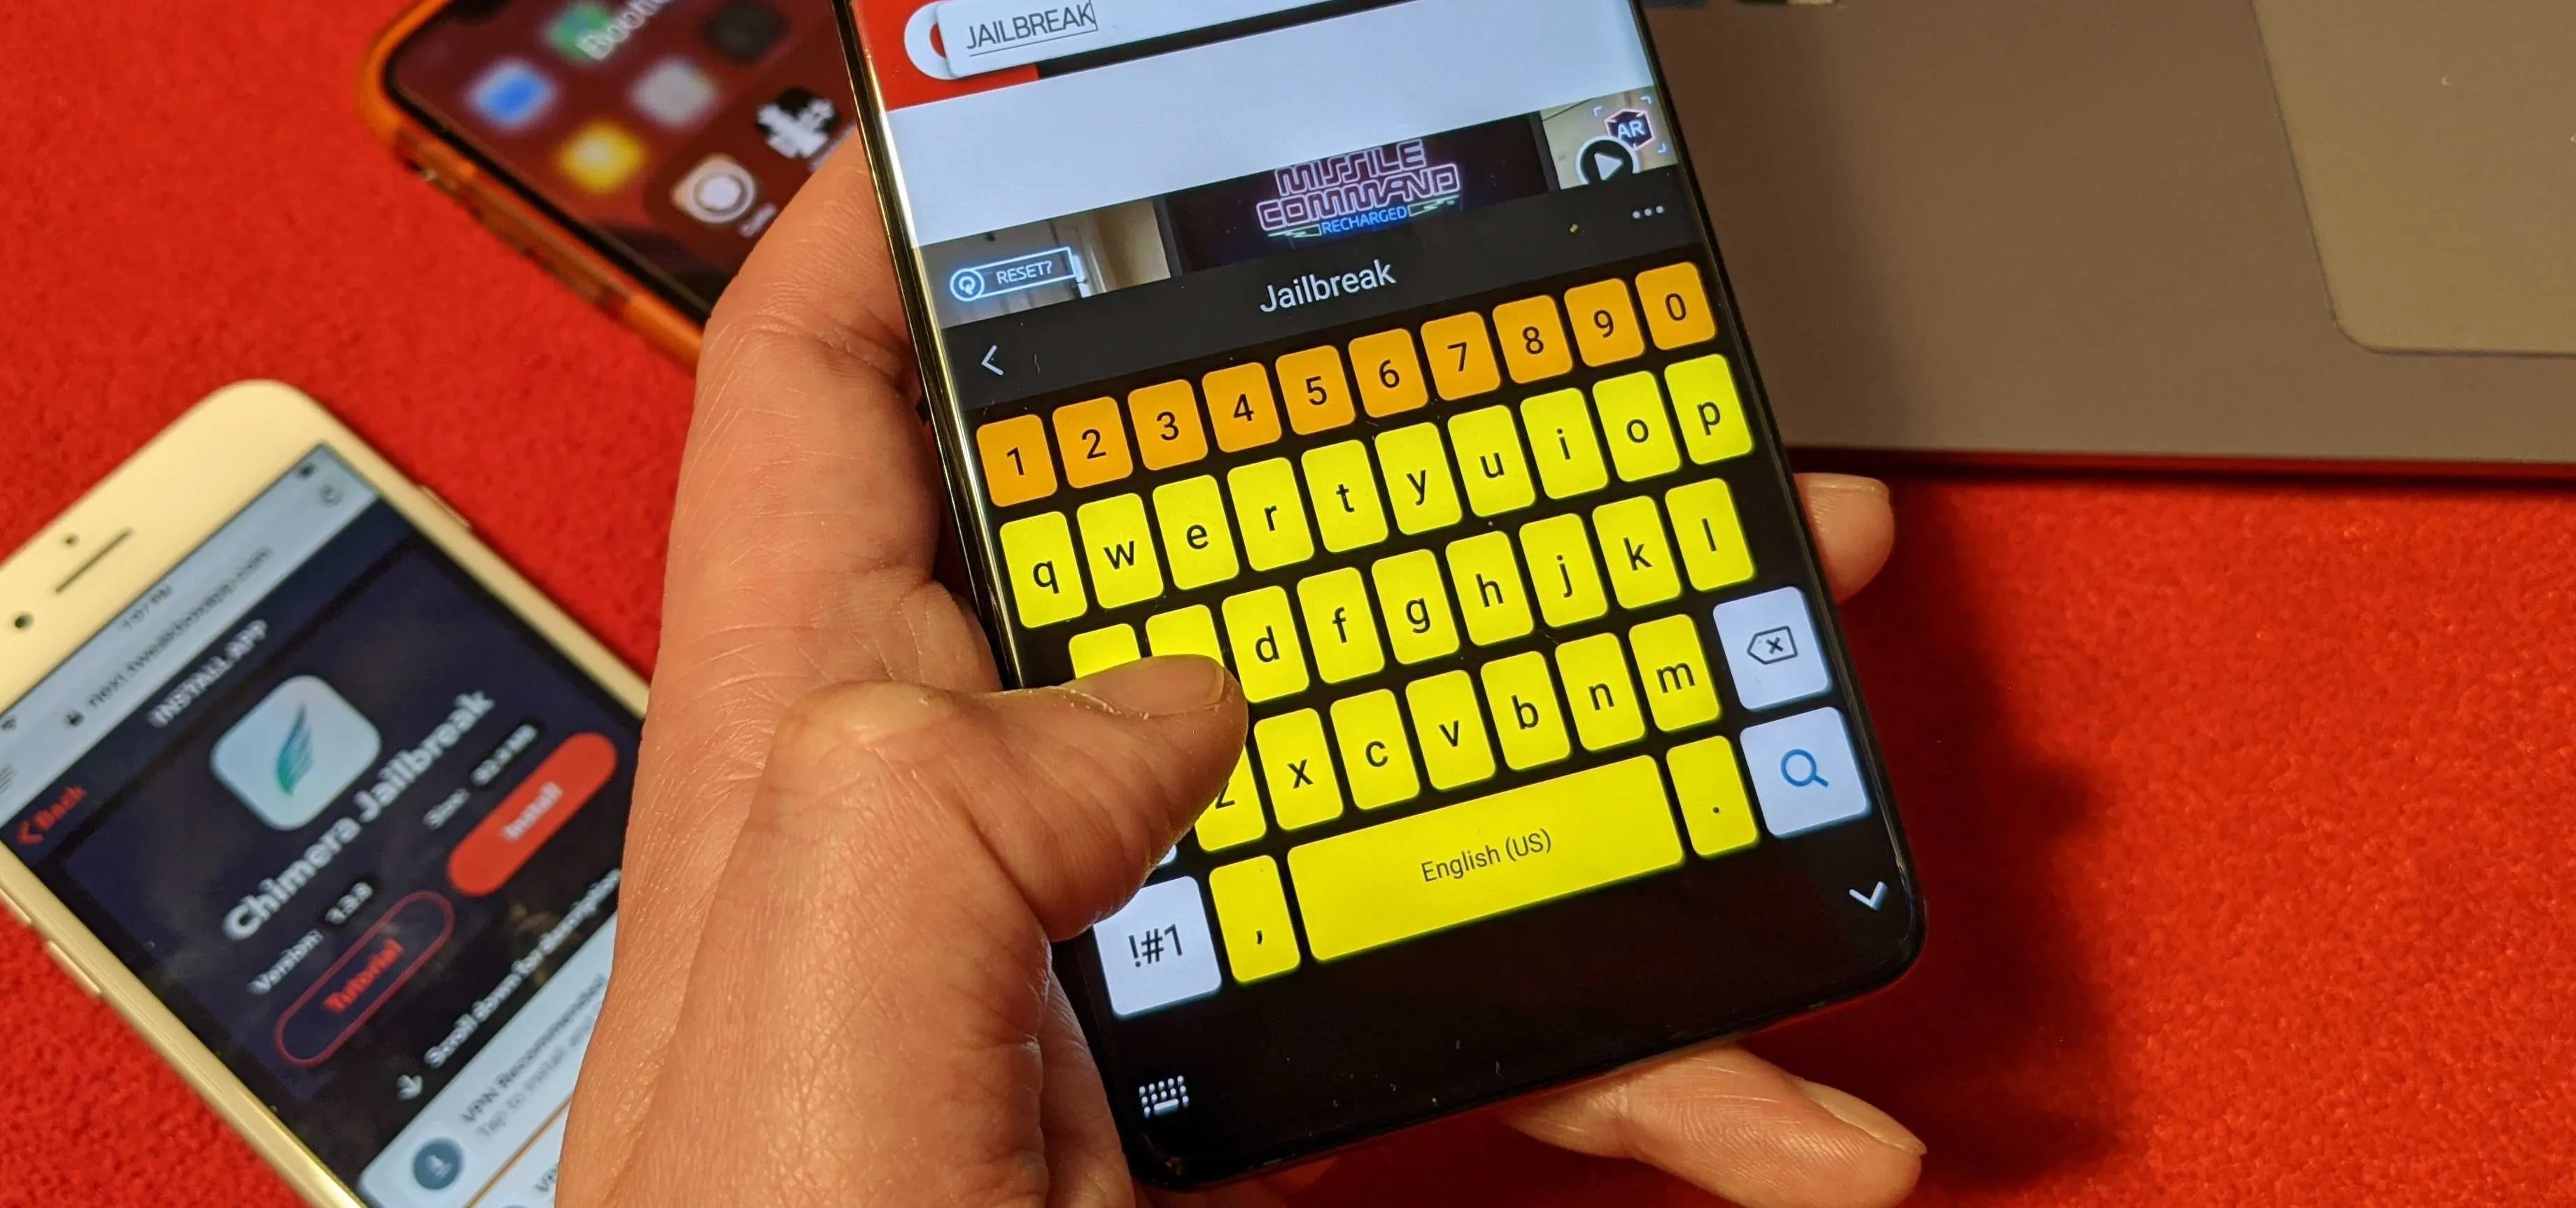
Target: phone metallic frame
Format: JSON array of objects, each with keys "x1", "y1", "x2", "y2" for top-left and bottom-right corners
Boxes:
[{"x1": 0, "y1": 380, "x2": 647, "y2": 1208}]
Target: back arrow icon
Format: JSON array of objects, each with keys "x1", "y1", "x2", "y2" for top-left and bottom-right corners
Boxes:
[
  {"x1": 1850, "y1": 882, "x2": 1889, "y2": 911},
  {"x1": 981, "y1": 346, "x2": 1004, "y2": 377}
]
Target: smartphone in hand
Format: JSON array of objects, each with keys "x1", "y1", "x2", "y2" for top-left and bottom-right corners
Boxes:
[{"x1": 832, "y1": 0, "x2": 1922, "y2": 1186}]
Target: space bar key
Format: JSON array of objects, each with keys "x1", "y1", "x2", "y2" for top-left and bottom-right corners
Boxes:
[{"x1": 1285, "y1": 757, "x2": 1684, "y2": 962}]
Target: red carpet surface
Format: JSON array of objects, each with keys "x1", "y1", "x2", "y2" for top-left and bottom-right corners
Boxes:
[{"x1": 5, "y1": 3, "x2": 2575, "y2": 1206}]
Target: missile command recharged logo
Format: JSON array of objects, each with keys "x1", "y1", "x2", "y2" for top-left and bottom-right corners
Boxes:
[
  {"x1": 1256, "y1": 139, "x2": 1465, "y2": 244},
  {"x1": 212, "y1": 677, "x2": 381, "y2": 831}
]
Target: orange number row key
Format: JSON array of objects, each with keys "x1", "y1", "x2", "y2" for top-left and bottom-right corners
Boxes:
[
  {"x1": 1558, "y1": 264, "x2": 1717, "y2": 363},
  {"x1": 972, "y1": 264, "x2": 1719, "y2": 509},
  {"x1": 1634, "y1": 262, "x2": 1717, "y2": 351},
  {"x1": 978, "y1": 379, "x2": 1232, "y2": 507},
  {"x1": 1403, "y1": 262, "x2": 1722, "y2": 404}
]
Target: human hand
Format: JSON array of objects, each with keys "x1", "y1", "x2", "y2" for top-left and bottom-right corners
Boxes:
[{"x1": 557, "y1": 146, "x2": 1920, "y2": 1208}]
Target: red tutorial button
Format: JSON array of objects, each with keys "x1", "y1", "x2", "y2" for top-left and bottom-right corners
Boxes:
[
  {"x1": 275, "y1": 892, "x2": 452, "y2": 1067},
  {"x1": 447, "y1": 732, "x2": 617, "y2": 897}
]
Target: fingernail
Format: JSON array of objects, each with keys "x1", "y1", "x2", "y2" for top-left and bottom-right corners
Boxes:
[
  {"x1": 1807, "y1": 473, "x2": 1890, "y2": 502},
  {"x1": 1793, "y1": 1076, "x2": 1924, "y2": 1156},
  {"x1": 1068, "y1": 656, "x2": 1232, "y2": 719}
]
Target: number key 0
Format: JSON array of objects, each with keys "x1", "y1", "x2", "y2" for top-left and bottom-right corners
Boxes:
[{"x1": 1636, "y1": 262, "x2": 1719, "y2": 350}]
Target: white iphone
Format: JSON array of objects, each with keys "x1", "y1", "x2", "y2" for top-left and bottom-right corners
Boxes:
[{"x1": 0, "y1": 381, "x2": 644, "y2": 1208}]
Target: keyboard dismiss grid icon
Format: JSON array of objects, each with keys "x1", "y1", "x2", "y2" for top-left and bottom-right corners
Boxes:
[{"x1": 1139, "y1": 1075, "x2": 1192, "y2": 1118}]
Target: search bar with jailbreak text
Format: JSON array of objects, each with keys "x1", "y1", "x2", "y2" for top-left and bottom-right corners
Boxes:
[{"x1": 908, "y1": 0, "x2": 1339, "y2": 78}]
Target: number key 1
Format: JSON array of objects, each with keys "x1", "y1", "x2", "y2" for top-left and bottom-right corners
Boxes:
[{"x1": 976, "y1": 414, "x2": 1056, "y2": 507}]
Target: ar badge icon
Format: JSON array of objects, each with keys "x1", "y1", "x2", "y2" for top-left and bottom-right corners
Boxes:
[{"x1": 212, "y1": 677, "x2": 380, "y2": 831}]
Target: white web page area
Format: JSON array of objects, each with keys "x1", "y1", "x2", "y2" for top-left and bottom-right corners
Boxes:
[{"x1": 358, "y1": 915, "x2": 614, "y2": 1208}]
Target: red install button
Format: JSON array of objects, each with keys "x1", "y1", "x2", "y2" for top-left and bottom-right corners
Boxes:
[{"x1": 448, "y1": 732, "x2": 616, "y2": 897}]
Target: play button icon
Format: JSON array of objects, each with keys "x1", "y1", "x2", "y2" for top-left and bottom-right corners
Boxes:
[{"x1": 1577, "y1": 137, "x2": 1636, "y2": 185}]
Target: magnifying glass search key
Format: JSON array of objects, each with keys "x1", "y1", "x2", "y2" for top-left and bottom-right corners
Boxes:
[
  {"x1": 1780, "y1": 748, "x2": 1830, "y2": 789},
  {"x1": 1740, "y1": 708, "x2": 1871, "y2": 838}
]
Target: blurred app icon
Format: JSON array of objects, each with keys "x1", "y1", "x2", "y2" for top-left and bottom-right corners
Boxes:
[
  {"x1": 546, "y1": 0, "x2": 618, "y2": 65},
  {"x1": 701, "y1": 0, "x2": 787, "y2": 65},
  {"x1": 755, "y1": 87, "x2": 843, "y2": 162},
  {"x1": 630, "y1": 57, "x2": 718, "y2": 129},
  {"x1": 557, "y1": 121, "x2": 647, "y2": 193},
  {"x1": 672, "y1": 155, "x2": 761, "y2": 225},
  {"x1": 211, "y1": 677, "x2": 381, "y2": 831},
  {"x1": 467, "y1": 58, "x2": 558, "y2": 132}
]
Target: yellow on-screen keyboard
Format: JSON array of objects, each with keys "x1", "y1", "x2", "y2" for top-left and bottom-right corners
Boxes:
[{"x1": 973, "y1": 260, "x2": 1859, "y2": 1016}]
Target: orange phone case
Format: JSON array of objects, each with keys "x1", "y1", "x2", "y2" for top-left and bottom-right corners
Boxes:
[{"x1": 357, "y1": 0, "x2": 705, "y2": 367}]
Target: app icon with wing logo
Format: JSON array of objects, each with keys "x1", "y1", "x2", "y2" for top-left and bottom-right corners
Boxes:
[
  {"x1": 276, "y1": 708, "x2": 315, "y2": 795},
  {"x1": 213, "y1": 677, "x2": 380, "y2": 830}
]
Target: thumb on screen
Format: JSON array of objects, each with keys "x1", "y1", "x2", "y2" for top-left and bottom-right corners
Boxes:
[{"x1": 752, "y1": 656, "x2": 1246, "y2": 937}]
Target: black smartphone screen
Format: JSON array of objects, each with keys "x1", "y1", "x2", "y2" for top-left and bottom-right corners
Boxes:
[
  {"x1": 837, "y1": 0, "x2": 1922, "y2": 1184},
  {"x1": 0, "y1": 451, "x2": 633, "y2": 1207},
  {"x1": 386, "y1": 0, "x2": 852, "y2": 319}
]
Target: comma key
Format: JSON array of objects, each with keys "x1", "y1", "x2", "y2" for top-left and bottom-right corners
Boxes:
[{"x1": 1209, "y1": 857, "x2": 1302, "y2": 983}]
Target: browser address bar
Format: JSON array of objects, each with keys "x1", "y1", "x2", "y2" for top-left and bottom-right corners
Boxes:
[
  {"x1": 906, "y1": 0, "x2": 1344, "y2": 79},
  {"x1": 0, "y1": 453, "x2": 376, "y2": 825}
]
